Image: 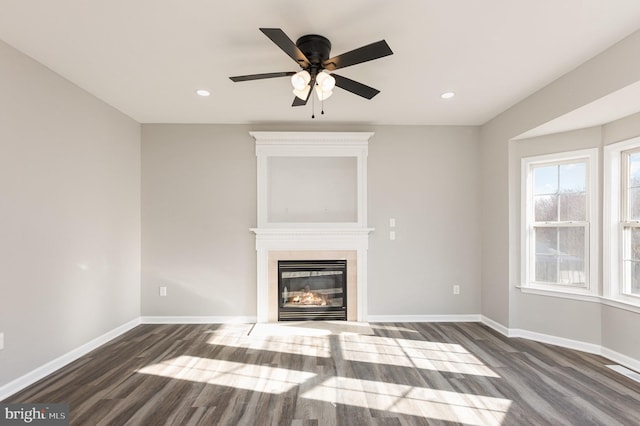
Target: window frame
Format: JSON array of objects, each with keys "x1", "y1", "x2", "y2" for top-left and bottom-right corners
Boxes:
[
  {"x1": 521, "y1": 148, "x2": 599, "y2": 297},
  {"x1": 604, "y1": 137, "x2": 640, "y2": 307}
]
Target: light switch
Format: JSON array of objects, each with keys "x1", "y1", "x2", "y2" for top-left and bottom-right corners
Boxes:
[
  {"x1": 159, "y1": 286, "x2": 167, "y2": 297},
  {"x1": 389, "y1": 218, "x2": 396, "y2": 227},
  {"x1": 390, "y1": 231, "x2": 396, "y2": 240}
]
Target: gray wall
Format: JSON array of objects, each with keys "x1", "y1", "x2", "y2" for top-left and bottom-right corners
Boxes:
[
  {"x1": 141, "y1": 124, "x2": 257, "y2": 316},
  {"x1": 141, "y1": 124, "x2": 481, "y2": 318},
  {"x1": 367, "y1": 126, "x2": 481, "y2": 315},
  {"x1": 0, "y1": 40, "x2": 141, "y2": 386}
]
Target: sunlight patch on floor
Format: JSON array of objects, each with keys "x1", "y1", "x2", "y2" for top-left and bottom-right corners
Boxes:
[
  {"x1": 300, "y1": 376, "x2": 511, "y2": 425},
  {"x1": 248, "y1": 321, "x2": 374, "y2": 337},
  {"x1": 206, "y1": 333, "x2": 332, "y2": 358},
  {"x1": 340, "y1": 335, "x2": 500, "y2": 377},
  {"x1": 369, "y1": 324, "x2": 421, "y2": 334},
  {"x1": 137, "y1": 355, "x2": 316, "y2": 394}
]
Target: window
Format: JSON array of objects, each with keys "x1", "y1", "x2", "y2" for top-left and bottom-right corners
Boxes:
[
  {"x1": 604, "y1": 137, "x2": 640, "y2": 307},
  {"x1": 521, "y1": 149, "x2": 598, "y2": 296},
  {"x1": 620, "y1": 148, "x2": 640, "y2": 298}
]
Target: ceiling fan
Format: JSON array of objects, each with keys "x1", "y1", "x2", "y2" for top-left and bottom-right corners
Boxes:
[{"x1": 229, "y1": 28, "x2": 393, "y2": 109}]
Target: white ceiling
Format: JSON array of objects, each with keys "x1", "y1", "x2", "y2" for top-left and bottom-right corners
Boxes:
[{"x1": 1, "y1": 0, "x2": 640, "y2": 126}]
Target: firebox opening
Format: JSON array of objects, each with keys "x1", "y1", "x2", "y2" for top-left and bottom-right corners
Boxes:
[{"x1": 278, "y1": 260, "x2": 347, "y2": 321}]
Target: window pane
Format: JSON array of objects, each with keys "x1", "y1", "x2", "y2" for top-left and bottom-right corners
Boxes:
[
  {"x1": 535, "y1": 227, "x2": 558, "y2": 283},
  {"x1": 629, "y1": 227, "x2": 640, "y2": 261},
  {"x1": 535, "y1": 255, "x2": 557, "y2": 283},
  {"x1": 559, "y1": 227, "x2": 585, "y2": 257},
  {"x1": 535, "y1": 227, "x2": 557, "y2": 255},
  {"x1": 558, "y1": 227, "x2": 586, "y2": 285},
  {"x1": 623, "y1": 260, "x2": 640, "y2": 296},
  {"x1": 622, "y1": 228, "x2": 640, "y2": 296},
  {"x1": 534, "y1": 226, "x2": 586, "y2": 286},
  {"x1": 631, "y1": 262, "x2": 640, "y2": 295},
  {"x1": 559, "y1": 192, "x2": 586, "y2": 221},
  {"x1": 629, "y1": 152, "x2": 640, "y2": 187},
  {"x1": 559, "y1": 162, "x2": 586, "y2": 192},
  {"x1": 534, "y1": 165, "x2": 558, "y2": 195},
  {"x1": 629, "y1": 187, "x2": 640, "y2": 220},
  {"x1": 534, "y1": 195, "x2": 558, "y2": 222}
]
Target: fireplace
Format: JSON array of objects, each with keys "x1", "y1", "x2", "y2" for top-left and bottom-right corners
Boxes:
[
  {"x1": 278, "y1": 260, "x2": 347, "y2": 321},
  {"x1": 250, "y1": 131, "x2": 374, "y2": 323}
]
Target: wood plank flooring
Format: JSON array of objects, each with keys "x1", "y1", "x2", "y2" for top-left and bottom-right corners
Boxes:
[{"x1": 3, "y1": 322, "x2": 640, "y2": 425}]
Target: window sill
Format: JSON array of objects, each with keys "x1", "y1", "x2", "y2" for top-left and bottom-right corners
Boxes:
[
  {"x1": 516, "y1": 285, "x2": 600, "y2": 303},
  {"x1": 600, "y1": 296, "x2": 640, "y2": 314},
  {"x1": 516, "y1": 286, "x2": 640, "y2": 314}
]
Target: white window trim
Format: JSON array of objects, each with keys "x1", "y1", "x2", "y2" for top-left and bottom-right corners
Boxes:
[
  {"x1": 520, "y1": 148, "x2": 599, "y2": 298},
  {"x1": 604, "y1": 136, "x2": 640, "y2": 308}
]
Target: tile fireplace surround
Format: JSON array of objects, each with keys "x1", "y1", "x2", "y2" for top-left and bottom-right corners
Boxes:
[{"x1": 249, "y1": 132, "x2": 374, "y2": 322}]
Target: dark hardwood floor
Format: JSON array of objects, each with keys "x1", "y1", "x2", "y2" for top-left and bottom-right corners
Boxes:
[{"x1": 4, "y1": 322, "x2": 640, "y2": 425}]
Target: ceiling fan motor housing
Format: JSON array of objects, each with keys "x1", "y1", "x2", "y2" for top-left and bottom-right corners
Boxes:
[{"x1": 296, "y1": 34, "x2": 331, "y2": 73}]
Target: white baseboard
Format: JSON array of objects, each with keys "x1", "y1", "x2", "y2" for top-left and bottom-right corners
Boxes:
[
  {"x1": 141, "y1": 316, "x2": 257, "y2": 324},
  {"x1": 480, "y1": 316, "x2": 640, "y2": 374},
  {"x1": 479, "y1": 315, "x2": 510, "y2": 336},
  {"x1": 0, "y1": 317, "x2": 141, "y2": 401},
  {"x1": 367, "y1": 314, "x2": 482, "y2": 323},
  {"x1": 508, "y1": 328, "x2": 602, "y2": 355},
  {"x1": 601, "y1": 347, "x2": 640, "y2": 373}
]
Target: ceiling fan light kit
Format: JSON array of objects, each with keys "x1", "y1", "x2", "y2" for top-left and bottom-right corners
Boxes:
[
  {"x1": 229, "y1": 28, "x2": 393, "y2": 117},
  {"x1": 292, "y1": 85, "x2": 311, "y2": 101},
  {"x1": 291, "y1": 70, "x2": 311, "y2": 91}
]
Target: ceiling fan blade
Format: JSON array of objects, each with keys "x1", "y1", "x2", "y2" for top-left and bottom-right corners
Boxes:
[
  {"x1": 260, "y1": 28, "x2": 310, "y2": 68},
  {"x1": 292, "y1": 76, "x2": 316, "y2": 106},
  {"x1": 332, "y1": 74, "x2": 380, "y2": 99},
  {"x1": 229, "y1": 71, "x2": 295, "y2": 82},
  {"x1": 323, "y1": 40, "x2": 393, "y2": 71},
  {"x1": 292, "y1": 96, "x2": 307, "y2": 107}
]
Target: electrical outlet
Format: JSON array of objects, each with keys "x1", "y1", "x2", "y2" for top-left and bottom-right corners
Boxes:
[
  {"x1": 0, "y1": 332, "x2": 4, "y2": 350},
  {"x1": 159, "y1": 286, "x2": 167, "y2": 297},
  {"x1": 453, "y1": 285, "x2": 460, "y2": 295}
]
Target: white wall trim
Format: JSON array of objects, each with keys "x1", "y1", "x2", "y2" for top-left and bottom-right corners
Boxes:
[
  {"x1": 141, "y1": 316, "x2": 257, "y2": 324},
  {"x1": 0, "y1": 317, "x2": 141, "y2": 401},
  {"x1": 508, "y1": 328, "x2": 602, "y2": 355},
  {"x1": 480, "y1": 316, "x2": 640, "y2": 373},
  {"x1": 480, "y1": 315, "x2": 510, "y2": 336},
  {"x1": 601, "y1": 347, "x2": 640, "y2": 373},
  {"x1": 368, "y1": 314, "x2": 482, "y2": 323}
]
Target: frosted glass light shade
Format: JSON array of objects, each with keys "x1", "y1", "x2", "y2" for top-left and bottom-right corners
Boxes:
[
  {"x1": 316, "y1": 71, "x2": 335, "y2": 91},
  {"x1": 315, "y1": 85, "x2": 333, "y2": 101},
  {"x1": 293, "y1": 85, "x2": 311, "y2": 100},
  {"x1": 291, "y1": 70, "x2": 311, "y2": 90}
]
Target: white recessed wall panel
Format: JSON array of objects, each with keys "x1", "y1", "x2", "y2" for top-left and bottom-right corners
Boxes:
[{"x1": 268, "y1": 156, "x2": 357, "y2": 223}]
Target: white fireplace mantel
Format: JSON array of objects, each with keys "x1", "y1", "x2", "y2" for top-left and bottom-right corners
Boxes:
[
  {"x1": 251, "y1": 227, "x2": 373, "y2": 322},
  {"x1": 250, "y1": 131, "x2": 374, "y2": 323}
]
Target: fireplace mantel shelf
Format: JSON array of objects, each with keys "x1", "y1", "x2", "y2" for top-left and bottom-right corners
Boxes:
[{"x1": 251, "y1": 228, "x2": 374, "y2": 236}]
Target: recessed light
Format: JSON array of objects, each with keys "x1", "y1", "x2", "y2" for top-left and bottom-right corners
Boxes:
[
  {"x1": 196, "y1": 89, "x2": 211, "y2": 97},
  {"x1": 441, "y1": 91, "x2": 455, "y2": 99}
]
